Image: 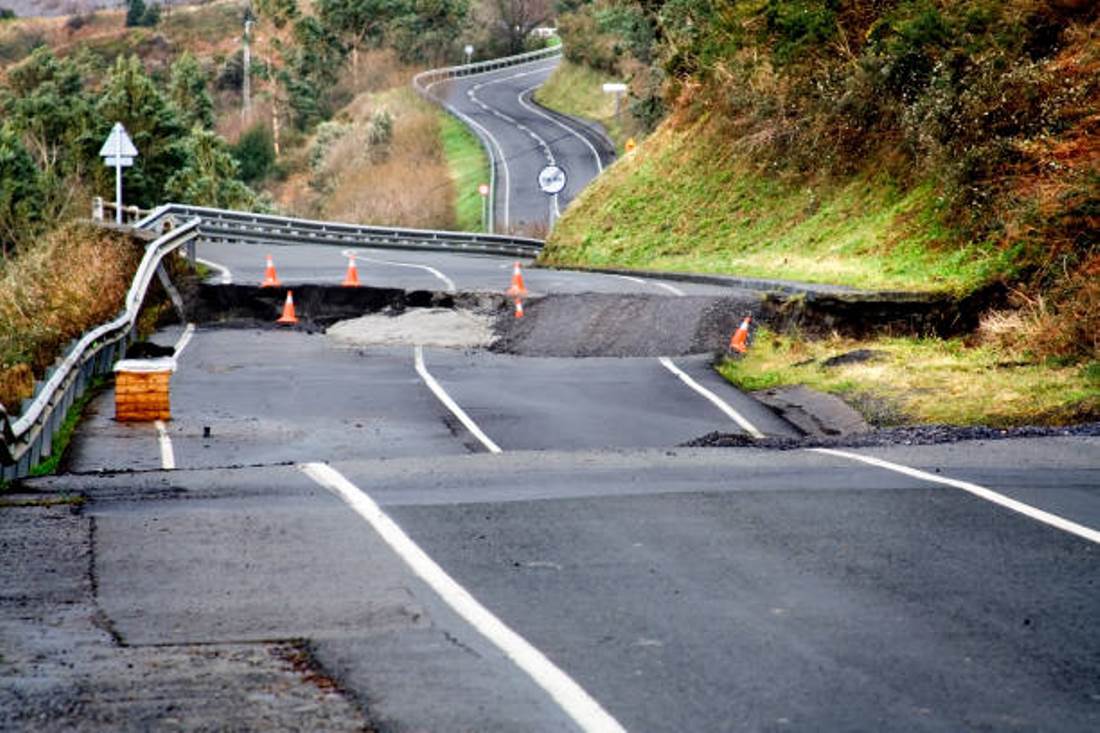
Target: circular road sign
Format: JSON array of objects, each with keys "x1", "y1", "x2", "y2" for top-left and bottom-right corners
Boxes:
[
  {"x1": 478, "y1": 183, "x2": 490, "y2": 197},
  {"x1": 537, "y1": 165, "x2": 567, "y2": 195}
]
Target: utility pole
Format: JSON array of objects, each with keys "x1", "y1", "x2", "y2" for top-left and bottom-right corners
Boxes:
[{"x1": 242, "y1": 19, "x2": 253, "y2": 122}]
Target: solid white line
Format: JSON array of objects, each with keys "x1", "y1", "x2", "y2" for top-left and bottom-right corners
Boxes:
[
  {"x1": 173, "y1": 323, "x2": 196, "y2": 358},
  {"x1": 810, "y1": 448, "x2": 1100, "y2": 545},
  {"x1": 659, "y1": 357, "x2": 766, "y2": 439},
  {"x1": 653, "y1": 281, "x2": 686, "y2": 297},
  {"x1": 196, "y1": 257, "x2": 232, "y2": 285},
  {"x1": 154, "y1": 420, "x2": 175, "y2": 470},
  {"x1": 343, "y1": 249, "x2": 457, "y2": 293},
  {"x1": 518, "y1": 87, "x2": 604, "y2": 174},
  {"x1": 414, "y1": 345, "x2": 503, "y2": 454},
  {"x1": 425, "y1": 77, "x2": 512, "y2": 231},
  {"x1": 613, "y1": 275, "x2": 685, "y2": 297},
  {"x1": 300, "y1": 462, "x2": 626, "y2": 733}
]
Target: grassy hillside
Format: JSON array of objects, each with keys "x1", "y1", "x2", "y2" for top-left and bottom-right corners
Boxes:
[{"x1": 546, "y1": 113, "x2": 1017, "y2": 293}]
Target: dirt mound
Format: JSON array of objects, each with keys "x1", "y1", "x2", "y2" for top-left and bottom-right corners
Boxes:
[
  {"x1": 492, "y1": 293, "x2": 763, "y2": 358},
  {"x1": 328, "y1": 308, "x2": 496, "y2": 349}
]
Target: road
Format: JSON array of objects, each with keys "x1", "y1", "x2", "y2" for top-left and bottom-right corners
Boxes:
[
  {"x1": 422, "y1": 56, "x2": 613, "y2": 234},
  {"x1": 32, "y1": 273, "x2": 1100, "y2": 731}
]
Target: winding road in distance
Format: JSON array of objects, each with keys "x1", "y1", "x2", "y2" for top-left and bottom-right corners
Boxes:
[{"x1": 423, "y1": 55, "x2": 615, "y2": 234}]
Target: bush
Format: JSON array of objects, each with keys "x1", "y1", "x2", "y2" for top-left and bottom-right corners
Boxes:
[{"x1": 232, "y1": 124, "x2": 275, "y2": 183}]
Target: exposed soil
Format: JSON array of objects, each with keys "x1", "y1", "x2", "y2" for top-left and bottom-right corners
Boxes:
[
  {"x1": 685, "y1": 422, "x2": 1100, "y2": 450},
  {"x1": 491, "y1": 293, "x2": 761, "y2": 357}
]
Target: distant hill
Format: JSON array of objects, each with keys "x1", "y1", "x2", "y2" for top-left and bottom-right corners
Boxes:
[{"x1": 0, "y1": 0, "x2": 199, "y2": 19}]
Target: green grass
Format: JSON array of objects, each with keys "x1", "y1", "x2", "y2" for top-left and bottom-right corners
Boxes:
[
  {"x1": 534, "y1": 60, "x2": 632, "y2": 152},
  {"x1": 439, "y1": 112, "x2": 491, "y2": 232},
  {"x1": 27, "y1": 376, "x2": 107, "y2": 479},
  {"x1": 718, "y1": 330, "x2": 1100, "y2": 427},
  {"x1": 543, "y1": 115, "x2": 1018, "y2": 294}
]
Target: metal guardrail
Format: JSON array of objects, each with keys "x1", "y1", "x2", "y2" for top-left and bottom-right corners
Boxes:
[
  {"x1": 135, "y1": 204, "x2": 545, "y2": 257},
  {"x1": 0, "y1": 220, "x2": 201, "y2": 482},
  {"x1": 413, "y1": 45, "x2": 564, "y2": 234}
]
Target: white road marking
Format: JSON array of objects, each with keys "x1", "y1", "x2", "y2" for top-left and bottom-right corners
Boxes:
[
  {"x1": 659, "y1": 357, "x2": 766, "y2": 439},
  {"x1": 517, "y1": 87, "x2": 605, "y2": 174},
  {"x1": 414, "y1": 345, "x2": 502, "y2": 454},
  {"x1": 173, "y1": 323, "x2": 196, "y2": 357},
  {"x1": 196, "y1": 257, "x2": 232, "y2": 285},
  {"x1": 154, "y1": 420, "x2": 175, "y2": 470},
  {"x1": 425, "y1": 78, "x2": 512, "y2": 231},
  {"x1": 613, "y1": 274, "x2": 686, "y2": 297},
  {"x1": 300, "y1": 462, "x2": 627, "y2": 733},
  {"x1": 343, "y1": 249, "x2": 457, "y2": 293},
  {"x1": 810, "y1": 448, "x2": 1100, "y2": 545}
]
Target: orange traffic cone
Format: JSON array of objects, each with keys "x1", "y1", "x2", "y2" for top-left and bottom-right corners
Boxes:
[
  {"x1": 729, "y1": 315, "x2": 752, "y2": 354},
  {"x1": 514, "y1": 298, "x2": 524, "y2": 319},
  {"x1": 506, "y1": 261, "x2": 527, "y2": 298},
  {"x1": 261, "y1": 254, "x2": 281, "y2": 287},
  {"x1": 276, "y1": 290, "x2": 298, "y2": 325},
  {"x1": 342, "y1": 256, "x2": 361, "y2": 287}
]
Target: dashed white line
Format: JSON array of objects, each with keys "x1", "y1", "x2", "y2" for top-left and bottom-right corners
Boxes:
[
  {"x1": 300, "y1": 462, "x2": 627, "y2": 733},
  {"x1": 517, "y1": 86, "x2": 604, "y2": 174},
  {"x1": 659, "y1": 357, "x2": 766, "y2": 439},
  {"x1": 154, "y1": 420, "x2": 176, "y2": 470},
  {"x1": 344, "y1": 249, "x2": 457, "y2": 293},
  {"x1": 810, "y1": 448, "x2": 1100, "y2": 545},
  {"x1": 414, "y1": 345, "x2": 502, "y2": 454}
]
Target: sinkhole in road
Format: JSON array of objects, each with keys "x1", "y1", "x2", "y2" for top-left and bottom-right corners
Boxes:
[{"x1": 188, "y1": 283, "x2": 765, "y2": 358}]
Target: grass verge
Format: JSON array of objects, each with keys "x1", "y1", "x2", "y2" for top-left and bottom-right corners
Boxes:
[
  {"x1": 25, "y1": 376, "x2": 108, "y2": 479},
  {"x1": 534, "y1": 60, "x2": 630, "y2": 152},
  {"x1": 718, "y1": 330, "x2": 1100, "y2": 428},
  {"x1": 439, "y1": 112, "x2": 491, "y2": 231},
  {"x1": 544, "y1": 115, "x2": 1016, "y2": 294}
]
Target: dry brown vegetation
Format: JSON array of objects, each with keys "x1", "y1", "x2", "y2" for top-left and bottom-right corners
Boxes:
[
  {"x1": 268, "y1": 50, "x2": 458, "y2": 229},
  {"x1": 0, "y1": 222, "x2": 142, "y2": 410}
]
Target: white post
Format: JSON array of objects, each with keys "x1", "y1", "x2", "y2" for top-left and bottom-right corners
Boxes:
[{"x1": 114, "y1": 130, "x2": 123, "y2": 224}]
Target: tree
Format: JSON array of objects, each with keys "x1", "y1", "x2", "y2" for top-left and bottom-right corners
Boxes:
[
  {"x1": 95, "y1": 55, "x2": 189, "y2": 207},
  {"x1": 166, "y1": 128, "x2": 256, "y2": 208},
  {"x1": 315, "y1": 0, "x2": 402, "y2": 81},
  {"x1": 125, "y1": 0, "x2": 159, "y2": 27},
  {"x1": 489, "y1": 0, "x2": 553, "y2": 55},
  {"x1": 388, "y1": 0, "x2": 470, "y2": 64},
  {"x1": 0, "y1": 125, "x2": 43, "y2": 256},
  {"x1": 282, "y1": 15, "x2": 346, "y2": 128},
  {"x1": 168, "y1": 53, "x2": 215, "y2": 129}
]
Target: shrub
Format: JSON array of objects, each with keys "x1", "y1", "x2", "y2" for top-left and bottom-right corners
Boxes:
[{"x1": 232, "y1": 124, "x2": 275, "y2": 183}]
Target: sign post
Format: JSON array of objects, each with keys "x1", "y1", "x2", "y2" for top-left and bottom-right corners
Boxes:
[
  {"x1": 478, "y1": 182, "x2": 490, "y2": 231},
  {"x1": 464, "y1": 44, "x2": 474, "y2": 65},
  {"x1": 98, "y1": 122, "x2": 139, "y2": 224},
  {"x1": 602, "y1": 82, "x2": 628, "y2": 124}
]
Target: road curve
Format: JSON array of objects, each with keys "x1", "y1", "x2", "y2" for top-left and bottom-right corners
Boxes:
[{"x1": 423, "y1": 57, "x2": 614, "y2": 234}]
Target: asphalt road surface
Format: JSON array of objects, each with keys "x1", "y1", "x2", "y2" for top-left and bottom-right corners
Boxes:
[
  {"x1": 37, "y1": 295, "x2": 1100, "y2": 732},
  {"x1": 422, "y1": 56, "x2": 612, "y2": 234}
]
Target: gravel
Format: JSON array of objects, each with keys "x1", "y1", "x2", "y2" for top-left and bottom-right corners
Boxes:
[
  {"x1": 328, "y1": 308, "x2": 497, "y2": 349},
  {"x1": 685, "y1": 422, "x2": 1100, "y2": 449}
]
